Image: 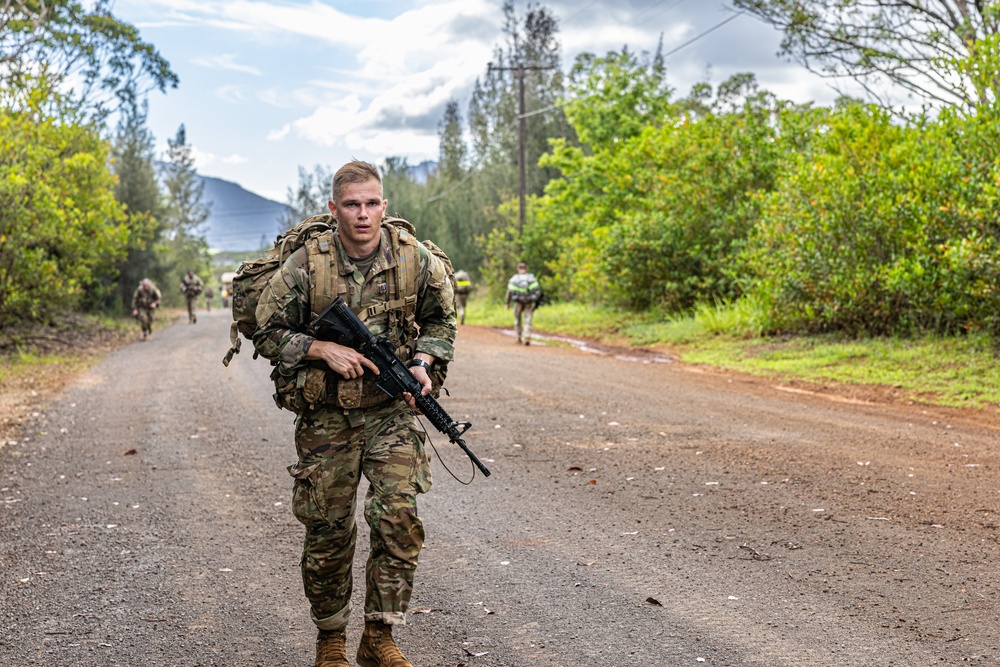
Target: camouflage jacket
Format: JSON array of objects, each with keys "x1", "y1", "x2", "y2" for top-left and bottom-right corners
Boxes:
[
  {"x1": 132, "y1": 285, "x2": 161, "y2": 310},
  {"x1": 253, "y1": 226, "x2": 456, "y2": 374},
  {"x1": 181, "y1": 274, "x2": 203, "y2": 296}
]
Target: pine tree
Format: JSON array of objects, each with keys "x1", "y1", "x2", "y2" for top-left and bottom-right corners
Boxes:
[
  {"x1": 108, "y1": 100, "x2": 169, "y2": 313},
  {"x1": 438, "y1": 100, "x2": 467, "y2": 182},
  {"x1": 280, "y1": 164, "x2": 333, "y2": 233},
  {"x1": 162, "y1": 124, "x2": 210, "y2": 300}
]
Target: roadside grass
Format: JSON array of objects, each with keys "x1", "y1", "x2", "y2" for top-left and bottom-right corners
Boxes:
[{"x1": 463, "y1": 295, "x2": 1000, "y2": 410}]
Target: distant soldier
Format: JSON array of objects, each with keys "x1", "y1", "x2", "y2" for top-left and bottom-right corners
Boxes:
[
  {"x1": 505, "y1": 261, "x2": 542, "y2": 345},
  {"x1": 131, "y1": 278, "x2": 161, "y2": 341},
  {"x1": 180, "y1": 270, "x2": 204, "y2": 324},
  {"x1": 453, "y1": 269, "x2": 473, "y2": 325},
  {"x1": 205, "y1": 285, "x2": 215, "y2": 312}
]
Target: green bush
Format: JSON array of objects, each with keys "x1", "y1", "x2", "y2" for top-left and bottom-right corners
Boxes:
[
  {"x1": 0, "y1": 82, "x2": 129, "y2": 327},
  {"x1": 743, "y1": 103, "x2": 1000, "y2": 336}
]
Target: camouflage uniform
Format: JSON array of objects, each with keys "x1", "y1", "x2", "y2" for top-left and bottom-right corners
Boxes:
[
  {"x1": 181, "y1": 272, "x2": 204, "y2": 323},
  {"x1": 505, "y1": 270, "x2": 541, "y2": 344},
  {"x1": 253, "y1": 224, "x2": 455, "y2": 632},
  {"x1": 131, "y1": 281, "x2": 161, "y2": 338},
  {"x1": 453, "y1": 270, "x2": 472, "y2": 325}
]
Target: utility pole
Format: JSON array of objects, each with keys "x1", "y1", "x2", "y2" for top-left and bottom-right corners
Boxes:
[{"x1": 488, "y1": 61, "x2": 556, "y2": 241}]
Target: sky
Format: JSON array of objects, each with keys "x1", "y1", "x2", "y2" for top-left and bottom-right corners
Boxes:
[{"x1": 112, "y1": 0, "x2": 875, "y2": 203}]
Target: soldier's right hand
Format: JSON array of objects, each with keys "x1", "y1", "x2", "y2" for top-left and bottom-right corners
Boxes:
[{"x1": 306, "y1": 339, "x2": 379, "y2": 380}]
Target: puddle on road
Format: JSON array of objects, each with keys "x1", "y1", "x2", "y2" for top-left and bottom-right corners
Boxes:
[{"x1": 497, "y1": 329, "x2": 673, "y2": 364}]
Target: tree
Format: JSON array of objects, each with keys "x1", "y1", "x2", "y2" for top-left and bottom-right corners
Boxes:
[
  {"x1": 0, "y1": 79, "x2": 129, "y2": 326},
  {"x1": 163, "y1": 125, "x2": 210, "y2": 236},
  {"x1": 532, "y1": 73, "x2": 809, "y2": 310},
  {"x1": 280, "y1": 164, "x2": 333, "y2": 232},
  {"x1": 465, "y1": 1, "x2": 575, "y2": 288},
  {"x1": 438, "y1": 100, "x2": 466, "y2": 182},
  {"x1": 161, "y1": 124, "x2": 210, "y2": 299},
  {"x1": 0, "y1": 0, "x2": 177, "y2": 114},
  {"x1": 564, "y1": 43, "x2": 673, "y2": 149},
  {"x1": 468, "y1": 1, "x2": 572, "y2": 195},
  {"x1": 734, "y1": 0, "x2": 1000, "y2": 108},
  {"x1": 106, "y1": 99, "x2": 169, "y2": 313},
  {"x1": 743, "y1": 102, "x2": 1000, "y2": 337}
]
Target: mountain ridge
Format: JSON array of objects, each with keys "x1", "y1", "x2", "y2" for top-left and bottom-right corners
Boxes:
[{"x1": 196, "y1": 175, "x2": 292, "y2": 252}]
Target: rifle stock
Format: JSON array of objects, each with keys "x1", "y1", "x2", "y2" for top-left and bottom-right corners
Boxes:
[{"x1": 309, "y1": 297, "x2": 491, "y2": 477}]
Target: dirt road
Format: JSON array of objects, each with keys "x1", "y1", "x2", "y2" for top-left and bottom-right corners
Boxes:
[{"x1": 2, "y1": 309, "x2": 998, "y2": 666}]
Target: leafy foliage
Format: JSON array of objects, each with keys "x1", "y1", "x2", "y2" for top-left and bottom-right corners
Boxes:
[
  {"x1": 0, "y1": 80, "x2": 129, "y2": 326},
  {"x1": 280, "y1": 164, "x2": 333, "y2": 232},
  {"x1": 734, "y1": 0, "x2": 1000, "y2": 108},
  {"x1": 160, "y1": 125, "x2": 211, "y2": 304},
  {"x1": 102, "y1": 100, "x2": 170, "y2": 314},
  {"x1": 563, "y1": 44, "x2": 673, "y2": 149},
  {"x1": 533, "y1": 72, "x2": 803, "y2": 311},
  {"x1": 0, "y1": 0, "x2": 177, "y2": 115},
  {"x1": 743, "y1": 103, "x2": 1000, "y2": 336}
]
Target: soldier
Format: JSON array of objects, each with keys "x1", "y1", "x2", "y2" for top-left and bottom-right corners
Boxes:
[
  {"x1": 180, "y1": 269, "x2": 203, "y2": 324},
  {"x1": 505, "y1": 261, "x2": 542, "y2": 345},
  {"x1": 253, "y1": 161, "x2": 456, "y2": 667},
  {"x1": 204, "y1": 285, "x2": 215, "y2": 312},
  {"x1": 453, "y1": 269, "x2": 473, "y2": 325},
  {"x1": 131, "y1": 278, "x2": 161, "y2": 341}
]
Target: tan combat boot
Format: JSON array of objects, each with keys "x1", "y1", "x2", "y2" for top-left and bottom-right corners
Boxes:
[
  {"x1": 356, "y1": 621, "x2": 413, "y2": 667},
  {"x1": 315, "y1": 629, "x2": 349, "y2": 667}
]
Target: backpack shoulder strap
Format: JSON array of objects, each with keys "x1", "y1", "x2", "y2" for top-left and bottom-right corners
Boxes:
[
  {"x1": 357, "y1": 220, "x2": 420, "y2": 323},
  {"x1": 305, "y1": 228, "x2": 338, "y2": 320}
]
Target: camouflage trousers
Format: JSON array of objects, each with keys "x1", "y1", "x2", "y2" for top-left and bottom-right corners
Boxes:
[
  {"x1": 288, "y1": 399, "x2": 432, "y2": 632},
  {"x1": 136, "y1": 308, "x2": 154, "y2": 334},
  {"x1": 185, "y1": 295, "x2": 198, "y2": 323},
  {"x1": 455, "y1": 292, "x2": 469, "y2": 324},
  {"x1": 513, "y1": 301, "x2": 536, "y2": 342}
]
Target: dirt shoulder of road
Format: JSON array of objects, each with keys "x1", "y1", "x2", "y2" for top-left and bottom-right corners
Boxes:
[{"x1": 0, "y1": 313, "x2": 165, "y2": 445}]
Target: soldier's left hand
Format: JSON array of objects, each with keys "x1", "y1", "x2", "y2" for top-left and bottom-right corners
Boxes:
[{"x1": 402, "y1": 365, "x2": 433, "y2": 410}]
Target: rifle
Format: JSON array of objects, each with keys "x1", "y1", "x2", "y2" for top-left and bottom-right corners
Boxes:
[{"x1": 308, "y1": 297, "x2": 491, "y2": 478}]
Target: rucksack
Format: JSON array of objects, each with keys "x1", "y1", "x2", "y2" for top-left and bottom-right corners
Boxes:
[
  {"x1": 222, "y1": 214, "x2": 332, "y2": 367},
  {"x1": 221, "y1": 214, "x2": 457, "y2": 406},
  {"x1": 453, "y1": 269, "x2": 472, "y2": 295}
]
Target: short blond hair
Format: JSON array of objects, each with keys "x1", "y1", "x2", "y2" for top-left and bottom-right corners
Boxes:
[{"x1": 332, "y1": 161, "x2": 382, "y2": 200}]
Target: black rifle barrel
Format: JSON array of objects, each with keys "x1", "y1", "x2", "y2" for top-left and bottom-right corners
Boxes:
[{"x1": 310, "y1": 297, "x2": 491, "y2": 477}]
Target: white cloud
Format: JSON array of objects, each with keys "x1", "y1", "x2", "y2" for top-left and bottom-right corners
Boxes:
[
  {"x1": 292, "y1": 95, "x2": 365, "y2": 144},
  {"x1": 192, "y1": 53, "x2": 262, "y2": 75},
  {"x1": 222, "y1": 153, "x2": 248, "y2": 165},
  {"x1": 215, "y1": 84, "x2": 250, "y2": 104},
  {"x1": 267, "y1": 123, "x2": 292, "y2": 141},
  {"x1": 190, "y1": 146, "x2": 216, "y2": 170},
  {"x1": 344, "y1": 128, "x2": 440, "y2": 164},
  {"x1": 138, "y1": 0, "x2": 383, "y2": 47},
  {"x1": 354, "y1": 0, "x2": 496, "y2": 76}
]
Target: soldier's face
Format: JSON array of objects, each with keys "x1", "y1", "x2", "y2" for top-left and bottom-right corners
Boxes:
[{"x1": 329, "y1": 179, "x2": 386, "y2": 254}]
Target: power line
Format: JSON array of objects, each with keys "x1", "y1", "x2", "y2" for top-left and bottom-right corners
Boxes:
[
  {"x1": 662, "y1": 10, "x2": 746, "y2": 59},
  {"x1": 422, "y1": 6, "x2": 748, "y2": 207},
  {"x1": 426, "y1": 170, "x2": 475, "y2": 203},
  {"x1": 563, "y1": 0, "x2": 602, "y2": 24},
  {"x1": 515, "y1": 9, "x2": 746, "y2": 122},
  {"x1": 632, "y1": 0, "x2": 687, "y2": 27}
]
